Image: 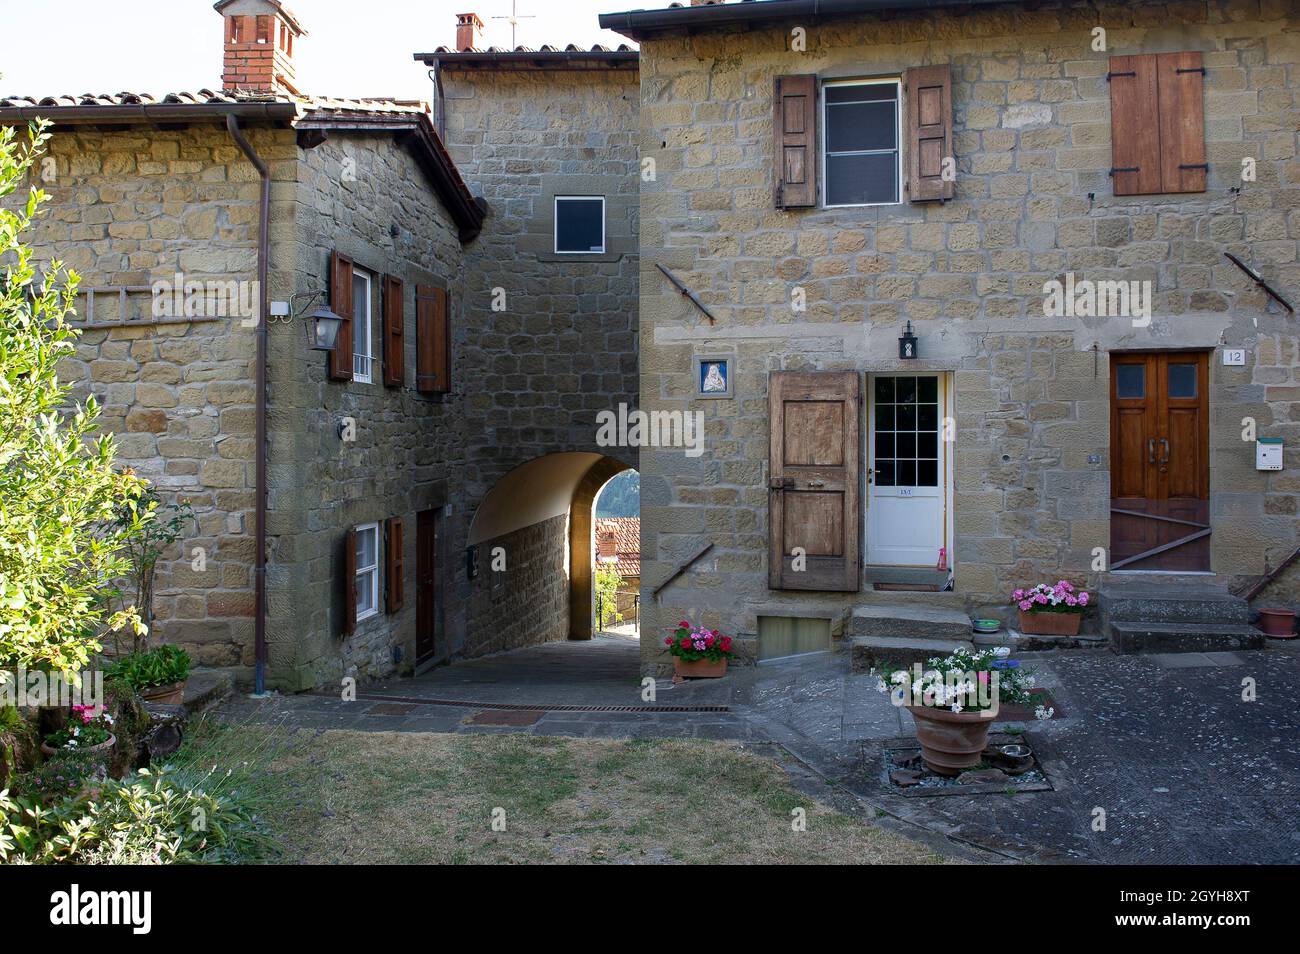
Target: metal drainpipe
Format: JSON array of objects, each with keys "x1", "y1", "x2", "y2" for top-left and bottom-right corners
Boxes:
[
  {"x1": 225, "y1": 114, "x2": 271, "y2": 695},
  {"x1": 428, "y1": 62, "x2": 445, "y2": 140}
]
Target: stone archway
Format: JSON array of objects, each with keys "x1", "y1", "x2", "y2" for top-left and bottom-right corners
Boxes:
[{"x1": 568, "y1": 456, "x2": 633, "y2": 640}]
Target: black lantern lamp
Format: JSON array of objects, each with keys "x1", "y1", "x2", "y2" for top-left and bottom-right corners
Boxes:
[
  {"x1": 899, "y1": 320, "x2": 918, "y2": 360},
  {"x1": 306, "y1": 304, "x2": 344, "y2": 351}
]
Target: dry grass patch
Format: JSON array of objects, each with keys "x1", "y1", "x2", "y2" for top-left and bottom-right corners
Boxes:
[{"x1": 255, "y1": 729, "x2": 947, "y2": 865}]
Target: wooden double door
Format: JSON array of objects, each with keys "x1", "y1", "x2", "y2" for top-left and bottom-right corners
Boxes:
[{"x1": 1109, "y1": 351, "x2": 1210, "y2": 571}]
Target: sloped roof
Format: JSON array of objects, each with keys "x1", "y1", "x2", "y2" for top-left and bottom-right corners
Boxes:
[
  {"x1": 0, "y1": 91, "x2": 484, "y2": 241},
  {"x1": 596, "y1": 517, "x2": 641, "y2": 579},
  {"x1": 415, "y1": 44, "x2": 638, "y2": 71}
]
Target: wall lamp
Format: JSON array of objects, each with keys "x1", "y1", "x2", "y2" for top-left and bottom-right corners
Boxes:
[{"x1": 289, "y1": 291, "x2": 345, "y2": 351}]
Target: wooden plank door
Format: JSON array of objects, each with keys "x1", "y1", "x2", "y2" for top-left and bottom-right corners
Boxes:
[
  {"x1": 1109, "y1": 352, "x2": 1210, "y2": 571},
  {"x1": 415, "y1": 509, "x2": 438, "y2": 664},
  {"x1": 769, "y1": 371, "x2": 860, "y2": 591}
]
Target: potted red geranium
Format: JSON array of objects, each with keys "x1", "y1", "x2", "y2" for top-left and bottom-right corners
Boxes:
[{"x1": 665, "y1": 620, "x2": 734, "y2": 678}]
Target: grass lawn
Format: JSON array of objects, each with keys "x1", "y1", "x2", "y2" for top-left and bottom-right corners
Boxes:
[{"x1": 189, "y1": 722, "x2": 949, "y2": 864}]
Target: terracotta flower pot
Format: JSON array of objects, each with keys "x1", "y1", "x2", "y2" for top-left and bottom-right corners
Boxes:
[
  {"x1": 673, "y1": 657, "x2": 727, "y2": 678},
  {"x1": 1018, "y1": 609, "x2": 1082, "y2": 636},
  {"x1": 41, "y1": 733, "x2": 116, "y2": 758},
  {"x1": 1257, "y1": 608, "x2": 1297, "y2": 639},
  {"x1": 140, "y1": 681, "x2": 187, "y2": 705},
  {"x1": 906, "y1": 707, "x2": 993, "y2": 776}
]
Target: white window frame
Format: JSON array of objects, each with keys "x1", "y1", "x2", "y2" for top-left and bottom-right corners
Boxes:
[
  {"x1": 355, "y1": 521, "x2": 380, "y2": 622},
  {"x1": 554, "y1": 195, "x2": 606, "y2": 254},
  {"x1": 821, "y1": 77, "x2": 903, "y2": 209},
  {"x1": 352, "y1": 268, "x2": 373, "y2": 383}
]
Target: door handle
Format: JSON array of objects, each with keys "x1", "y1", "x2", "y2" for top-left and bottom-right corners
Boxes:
[
  {"x1": 1148, "y1": 438, "x2": 1156, "y2": 464},
  {"x1": 807, "y1": 479, "x2": 825, "y2": 488},
  {"x1": 769, "y1": 476, "x2": 794, "y2": 490},
  {"x1": 1158, "y1": 438, "x2": 1170, "y2": 466},
  {"x1": 867, "y1": 467, "x2": 874, "y2": 485}
]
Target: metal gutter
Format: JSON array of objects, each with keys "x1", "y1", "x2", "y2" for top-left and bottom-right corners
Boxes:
[
  {"x1": 0, "y1": 101, "x2": 298, "y2": 126},
  {"x1": 598, "y1": 0, "x2": 1014, "y2": 38},
  {"x1": 224, "y1": 114, "x2": 272, "y2": 696}
]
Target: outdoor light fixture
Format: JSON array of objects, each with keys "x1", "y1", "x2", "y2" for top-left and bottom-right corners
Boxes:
[
  {"x1": 288, "y1": 291, "x2": 345, "y2": 351},
  {"x1": 305, "y1": 303, "x2": 344, "y2": 351},
  {"x1": 899, "y1": 320, "x2": 918, "y2": 360}
]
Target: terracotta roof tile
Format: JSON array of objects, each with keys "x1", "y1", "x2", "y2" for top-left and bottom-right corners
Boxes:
[
  {"x1": 429, "y1": 43, "x2": 636, "y2": 54},
  {"x1": 595, "y1": 517, "x2": 640, "y2": 579}
]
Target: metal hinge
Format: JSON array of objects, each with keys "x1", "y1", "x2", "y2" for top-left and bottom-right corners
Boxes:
[
  {"x1": 1106, "y1": 70, "x2": 1136, "y2": 80},
  {"x1": 1109, "y1": 166, "x2": 1139, "y2": 176},
  {"x1": 1176, "y1": 66, "x2": 1206, "y2": 75},
  {"x1": 1178, "y1": 163, "x2": 1209, "y2": 171}
]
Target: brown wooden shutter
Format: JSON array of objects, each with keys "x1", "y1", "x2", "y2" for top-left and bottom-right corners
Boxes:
[
  {"x1": 773, "y1": 74, "x2": 818, "y2": 209},
  {"x1": 904, "y1": 64, "x2": 954, "y2": 202},
  {"x1": 1108, "y1": 54, "x2": 1163, "y2": 196},
  {"x1": 768, "y1": 371, "x2": 860, "y2": 592},
  {"x1": 416, "y1": 285, "x2": 450, "y2": 395},
  {"x1": 328, "y1": 250, "x2": 355, "y2": 381},
  {"x1": 342, "y1": 526, "x2": 357, "y2": 636},
  {"x1": 1155, "y1": 51, "x2": 1206, "y2": 194},
  {"x1": 385, "y1": 516, "x2": 404, "y2": 613},
  {"x1": 382, "y1": 274, "x2": 405, "y2": 387}
]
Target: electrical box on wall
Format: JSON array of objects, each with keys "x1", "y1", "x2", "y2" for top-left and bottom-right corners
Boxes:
[{"x1": 1256, "y1": 438, "x2": 1283, "y2": 471}]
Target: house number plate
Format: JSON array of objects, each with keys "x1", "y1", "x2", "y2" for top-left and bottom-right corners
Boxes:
[
  {"x1": 1222, "y1": 349, "x2": 1246, "y2": 366},
  {"x1": 898, "y1": 487, "x2": 914, "y2": 497}
]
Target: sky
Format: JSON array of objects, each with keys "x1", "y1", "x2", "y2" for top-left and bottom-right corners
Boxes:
[{"x1": 0, "y1": 0, "x2": 639, "y2": 101}]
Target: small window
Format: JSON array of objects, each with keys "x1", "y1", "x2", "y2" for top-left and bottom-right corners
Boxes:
[
  {"x1": 822, "y1": 79, "x2": 901, "y2": 207},
  {"x1": 1168, "y1": 363, "x2": 1197, "y2": 398},
  {"x1": 355, "y1": 522, "x2": 380, "y2": 621},
  {"x1": 1116, "y1": 364, "x2": 1145, "y2": 398},
  {"x1": 554, "y1": 196, "x2": 605, "y2": 254},
  {"x1": 353, "y1": 269, "x2": 372, "y2": 383}
]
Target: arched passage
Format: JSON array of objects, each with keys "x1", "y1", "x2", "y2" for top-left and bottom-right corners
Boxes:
[{"x1": 466, "y1": 452, "x2": 632, "y2": 655}]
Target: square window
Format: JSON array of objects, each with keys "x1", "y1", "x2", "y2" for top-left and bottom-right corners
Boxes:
[
  {"x1": 823, "y1": 79, "x2": 901, "y2": 208},
  {"x1": 1168, "y1": 363, "x2": 1197, "y2": 398},
  {"x1": 555, "y1": 196, "x2": 605, "y2": 254},
  {"x1": 355, "y1": 522, "x2": 379, "y2": 621},
  {"x1": 352, "y1": 269, "x2": 372, "y2": 384},
  {"x1": 1116, "y1": 363, "x2": 1145, "y2": 398}
]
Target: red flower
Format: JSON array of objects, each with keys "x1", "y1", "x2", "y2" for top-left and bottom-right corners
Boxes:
[
  {"x1": 712, "y1": 629, "x2": 720, "y2": 637},
  {"x1": 679, "y1": 621, "x2": 691, "y2": 629},
  {"x1": 664, "y1": 637, "x2": 673, "y2": 646}
]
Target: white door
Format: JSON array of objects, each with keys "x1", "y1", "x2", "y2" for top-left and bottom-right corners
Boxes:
[{"x1": 867, "y1": 373, "x2": 951, "y2": 566}]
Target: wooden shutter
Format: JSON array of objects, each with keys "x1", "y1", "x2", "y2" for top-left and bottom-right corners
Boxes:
[
  {"x1": 328, "y1": 250, "x2": 354, "y2": 381},
  {"x1": 1156, "y1": 51, "x2": 1206, "y2": 194},
  {"x1": 416, "y1": 285, "x2": 450, "y2": 395},
  {"x1": 342, "y1": 526, "x2": 357, "y2": 636},
  {"x1": 768, "y1": 371, "x2": 860, "y2": 592},
  {"x1": 1108, "y1": 55, "x2": 1161, "y2": 195},
  {"x1": 774, "y1": 74, "x2": 818, "y2": 209},
  {"x1": 385, "y1": 516, "x2": 404, "y2": 613},
  {"x1": 904, "y1": 64, "x2": 954, "y2": 202},
  {"x1": 382, "y1": 274, "x2": 405, "y2": 387}
]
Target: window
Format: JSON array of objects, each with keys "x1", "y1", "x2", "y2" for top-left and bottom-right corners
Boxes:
[
  {"x1": 352, "y1": 268, "x2": 372, "y2": 383},
  {"x1": 354, "y1": 522, "x2": 380, "y2": 621},
  {"x1": 822, "y1": 79, "x2": 901, "y2": 207},
  {"x1": 554, "y1": 196, "x2": 605, "y2": 254}
]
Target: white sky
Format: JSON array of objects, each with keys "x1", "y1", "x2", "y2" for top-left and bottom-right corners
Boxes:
[{"x1": 0, "y1": 0, "x2": 639, "y2": 102}]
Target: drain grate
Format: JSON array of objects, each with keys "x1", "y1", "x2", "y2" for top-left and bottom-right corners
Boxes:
[{"x1": 316, "y1": 690, "x2": 730, "y2": 714}]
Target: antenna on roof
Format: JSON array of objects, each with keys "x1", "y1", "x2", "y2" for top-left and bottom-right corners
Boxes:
[{"x1": 491, "y1": 0, "x2": 535, "y2": 48}]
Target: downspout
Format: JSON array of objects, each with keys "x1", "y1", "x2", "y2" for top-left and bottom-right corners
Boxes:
[
  {"x1": 225, "y1": 113, "x2": 271, "y2": 695},
  {"x1": 428, "y1": 62, "x2": 445, "y2": 140}
]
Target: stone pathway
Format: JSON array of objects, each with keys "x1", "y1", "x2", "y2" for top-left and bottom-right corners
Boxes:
[{"x1": 215, "y1": 635, "x2": 1300, "y2": 864}]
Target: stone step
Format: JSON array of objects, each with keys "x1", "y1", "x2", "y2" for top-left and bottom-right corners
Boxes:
[
  {"x1": 1109, "y1": 621, "x2": 1266, "y2": 655},
  {"x1": 1100, "y1": 582, "x2": 1249, "y2": 626},
  {"x1": 973, "y1": 629, "x2": 1109, "y2": 652},
  {"x1": 862, "y1": 566, "x2": 951, "y2": 587},
  {"x1": 851, "y1": 603, "x2": 973, "y2": 640},
  {"x1": 850, "y1": 635, "x2": 975, "y2": 673},
  {"x1": 180, "y1": 668, "x2": 235, "y2": 714},
  {"x1": 854, "y1": 589, "x2": 968, "y2": 610}
]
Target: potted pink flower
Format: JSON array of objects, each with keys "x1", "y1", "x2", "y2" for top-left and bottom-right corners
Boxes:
[
  {"x1": 665, "y1": 620, "x2": 735, "y2": 678},
  {"x1": 40, "y1": 704, "x2": 116, "y2": 758},
  {"x1": 1012, "y1": 580, "x2": 1089, "y2": 636}
]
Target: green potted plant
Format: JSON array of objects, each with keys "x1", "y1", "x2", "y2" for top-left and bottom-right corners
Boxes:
[
  {"x1": 107, "y1": 643, "x2": 192, "y2": 705},
  {"x1": 1011, "y1": 580, "x2": 1089, "y2": 636},
  {"x1": 665, "y1": 620, "x2": 734, "y2": 678},
  {"x1": 115, "y1": 486, "x2": 195, "y2": 641},
  {"x1": 40, "y1": 704, "x2": 115, "y2": 757},
  {"x1": 877, "y1": 647, "x2": 1049, "y2": 776}
]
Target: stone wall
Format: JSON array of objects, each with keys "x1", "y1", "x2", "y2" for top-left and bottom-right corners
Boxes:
[
  {"x1": 12, "y1": 122, "x2": 295, "y2": 670},
  {"x1": 272, "y1": 130, "x2": 469, "y2": 690},
  {"x1": 466, "y1": 515, "x2": 571, "y2": 657},
  {"x1": 634, "y1": 0, "x2": 1300, "y2": 671}
]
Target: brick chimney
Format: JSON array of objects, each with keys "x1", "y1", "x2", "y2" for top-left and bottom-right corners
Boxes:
[
  {"x1": 597, "y1": 524, "x2": 618, "y2": 562},
  {"x1": 455, "y1": 12, "x2": 485, "y2": 51},
  {"x1": 216, "y1": 0, "x2": 306, "y2": 96}
]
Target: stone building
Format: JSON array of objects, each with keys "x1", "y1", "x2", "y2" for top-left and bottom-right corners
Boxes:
[
  {"x1": 598, "y1": 0, "x2": 1300, "y2": 672},
  {"x1": 416, "y1": 27, "x2": 642, "y2": 657},
  {"x1": 0, "y1": 0, "x2": 640, "y2": 691}
]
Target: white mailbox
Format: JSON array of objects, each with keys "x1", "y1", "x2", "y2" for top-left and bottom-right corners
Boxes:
[{"x1": 1256, "y1": 438, "x2": 1283, "y2": 471}]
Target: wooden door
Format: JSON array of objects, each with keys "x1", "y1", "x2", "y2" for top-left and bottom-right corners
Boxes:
[
  {"x1": 769, "y1": 371, "x2": 860, "y2": 591},
  {"x1": 415, "y1": 509, "x2": 438, "y2": 664},
  {"x1": 1109, "y1": 352, "x2": 1210, "y2": 571}
]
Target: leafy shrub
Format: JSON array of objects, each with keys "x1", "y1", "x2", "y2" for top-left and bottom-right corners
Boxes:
[
  {"x1": 107, "y1": 644, "x2": 191, "y2": 690},
  {"x1": 10, "y1": 750, "x2": 106, "y2": 804}
]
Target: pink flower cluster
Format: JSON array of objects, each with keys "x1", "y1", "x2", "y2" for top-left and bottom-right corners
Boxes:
[
  {"x1": 665, "y1": 620, "x2": 735, "y2": 658},
  {"x1": 1011, "y1": 580, "x2": 1089, "y2": 612},
  {"x1": 71, "y1": 704, "x2": 103, "y2": 725}
]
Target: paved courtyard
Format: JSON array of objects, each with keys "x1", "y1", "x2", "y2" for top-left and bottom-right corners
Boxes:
[{"x1": 218, "y1": 633, "x2": 1300, "y2": 864}]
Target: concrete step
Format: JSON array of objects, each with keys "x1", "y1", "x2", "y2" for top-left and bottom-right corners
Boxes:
[
  {"x1": 850, "y1": 635, "x2": 975, "y2": 673},
  {"x1": 863, "y1": 566, "x2": 951, "y2": 587},
  {"x1": 854, "y1": 589, "x2": 968, "y2": 610},
  {"x1": 1100, "y1": 582, "x2": 1249, "y2": 626},
  {"x1": 973, "y1": 628, "x2": 1109, "y2": 652},
  {"x1": 1110, "y1": 621, "x2": 1266, "y2": 655},
  {"x1": 851, "y1": 603, "x2": 973, "y2": 640}
]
